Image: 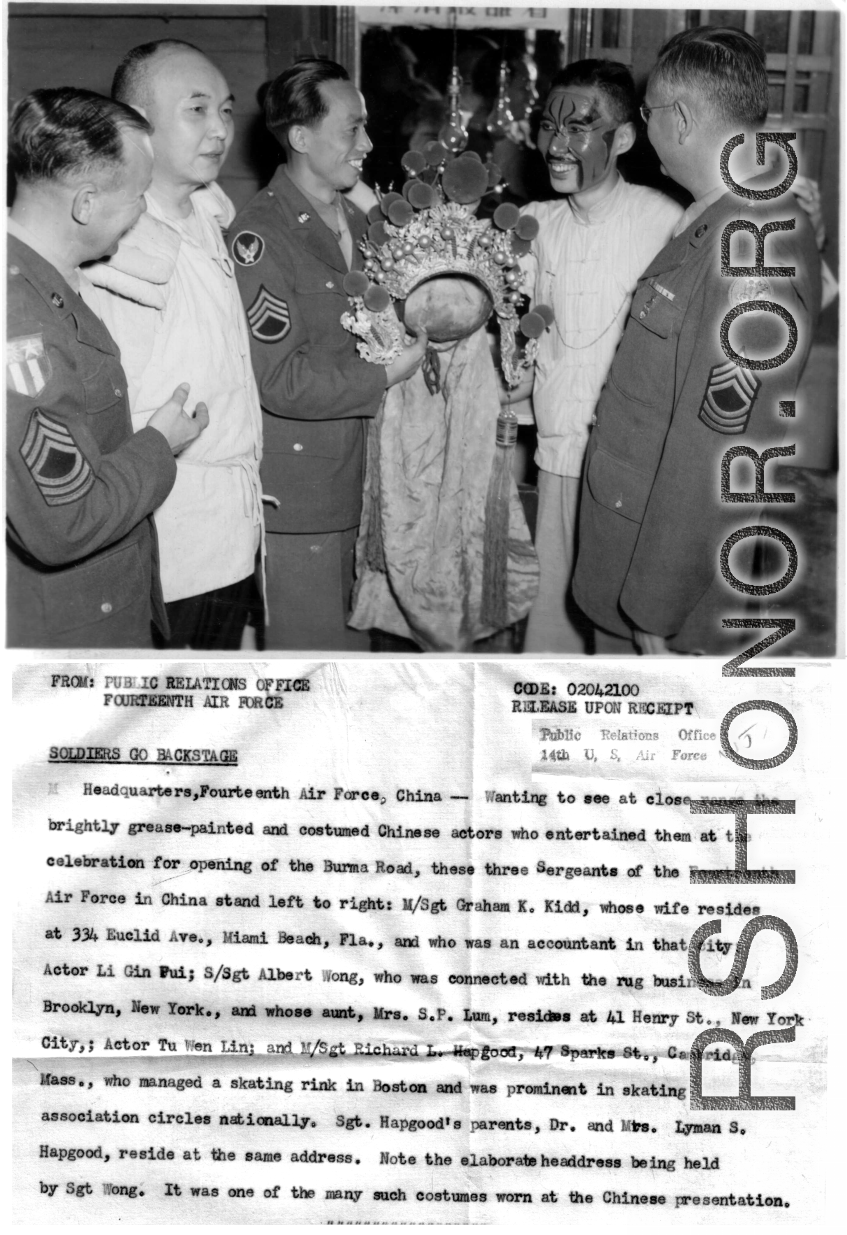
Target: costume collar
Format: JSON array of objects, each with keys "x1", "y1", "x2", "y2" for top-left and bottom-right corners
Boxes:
[
  {"x1": 82, "y1": 206, "x2": 179, "y2": 309},
  {"x1": 84, "y1": 182, "x2": 236, "y2": 308},
  {"x1": 568, "y1": 173, "x2": 626, "y2": 226},
  {"x1": 145, "y1": 181, "x2": 235, "y2": 232}
]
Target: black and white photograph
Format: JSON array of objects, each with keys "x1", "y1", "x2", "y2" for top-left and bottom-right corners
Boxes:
[
  {"x1": 5, "y1": 4, "x2": 840, "y2": 658},
  {"x1": 7, "y1": 5, "x2": 844, "y2": 1227}
]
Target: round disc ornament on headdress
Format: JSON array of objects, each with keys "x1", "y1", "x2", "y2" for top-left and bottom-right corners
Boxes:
[
  {"x1": 340, "y1": 145, "x2": 552, "y2": 386},
  {"x1": 441, "y1": 157, "x2": 490, "y2": 204}
]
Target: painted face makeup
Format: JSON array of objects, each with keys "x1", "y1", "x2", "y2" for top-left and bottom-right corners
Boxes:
[{"x1": 537, "y1": 87, "x2": 618, "y2": 194}]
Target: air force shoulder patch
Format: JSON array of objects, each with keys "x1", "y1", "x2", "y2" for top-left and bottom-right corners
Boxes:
[
  {"x1": 698, "y1": 360, "x2": 761, "y2": 436},
  {"x1": 21, "y1": 408, "x2": 94, "y2": 506},
  {"x1": 247, "y1": 286, "x2": 291, "y2": 343},
  {"x1": 233, "y1": 230, "x2": 264, "y2": 266}
]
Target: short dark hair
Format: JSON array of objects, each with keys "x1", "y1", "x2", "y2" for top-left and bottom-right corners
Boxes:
[
  {"x1": 9, "y1": 87, "x2": 151, "y2": 186},
  {"x1": 651, "y1": 26, "x2": 769, "y2": 127},
  {"x1": 264, "y1": 57, "x2": 350, "y2": 140},
  {"x1": 549, "y1": 60, "x2": 637, "y2": 126},
  {"x1": 112, "y1": 39, "x2": 204, "y2": 107}
]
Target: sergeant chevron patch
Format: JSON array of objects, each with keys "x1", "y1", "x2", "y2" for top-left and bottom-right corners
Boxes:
[
  {"x1": 21, "y1": 408, "x2": 94, "y2": 506},
  {"x1": 247, "y1": 286, "x2": 291, "y2": 342},
  {"x1": 698, "y1": 360, "x2": 761, "y2": 435}
]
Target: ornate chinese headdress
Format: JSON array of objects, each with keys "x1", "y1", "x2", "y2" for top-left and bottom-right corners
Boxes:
[{"x1": 341, "y1": 143, "x2": 552, "y2": 386}]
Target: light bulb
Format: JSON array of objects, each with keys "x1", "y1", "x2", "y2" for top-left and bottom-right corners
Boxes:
[
  {"x1": 438, "y1": 66, "x2": 468, "y2": 154},
  {"x1": 486, "y1": 61, "x2": 514, "y2": 141}
]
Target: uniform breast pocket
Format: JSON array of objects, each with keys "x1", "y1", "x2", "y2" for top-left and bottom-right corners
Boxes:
[
  {"x1": 81, "y1": 359, "x2": 123, "y2": 415},
  {"x1": 292, "y1": 267, "x2": 345, "y2": 309},
  {"x1": 610, "y1": 282, "x2": 681, "y2": 407},
  {"x1": 291, "y1": 266, "x2": 346, "y2": 335}
]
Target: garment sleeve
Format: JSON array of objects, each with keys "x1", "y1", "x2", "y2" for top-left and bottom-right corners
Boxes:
[
  {"x1": 6, "y1": 312, "x2": 176, "y2": 568},
  {"x1": 232, "y1": 230, "x2": 387, "y2": 422}
]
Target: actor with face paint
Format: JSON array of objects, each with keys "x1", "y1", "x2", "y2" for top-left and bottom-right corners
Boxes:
[
  {"x1": 514, "y1": 61, "x2": 683, "y2": 654},
  {"x1": 571, "y1": 29, "x2": 821, "y2": 655},
  {"x1": 83, "y1": 40, "x2": 264, "y2": 650}
]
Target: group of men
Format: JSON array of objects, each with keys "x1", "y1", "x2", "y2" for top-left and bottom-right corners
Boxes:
[
  {"x1": 515, "y1": 27, "x2": 821, "y2": 655},
  {"x1": 7, "y1": 44, "x2": 423, "y2": 650},
  {"x1": 6, "y1": 27, "x2": 822, "y2": 654}
]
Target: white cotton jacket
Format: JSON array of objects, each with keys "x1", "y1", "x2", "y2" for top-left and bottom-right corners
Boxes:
[
  {"x1": 83, "y1": 183, "x2": 264, "y2": 603},
  {"x1": 522, "y1": 178, "x2": 683, "y2": 478}
]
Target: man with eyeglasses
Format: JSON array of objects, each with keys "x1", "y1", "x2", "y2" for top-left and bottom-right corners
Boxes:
[
  {"x1": 639, "y1": 100, "x2": 675, "y2": 125},
  {"x1": 572, "y1": 26, "x2": 821, "y2": 655}
]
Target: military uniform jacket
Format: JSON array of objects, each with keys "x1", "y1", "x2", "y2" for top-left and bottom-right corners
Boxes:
[
  {"x1": 230, "y1": 168, "x2": 387, "y2": 534},
  {"x1": 572, "y1": 177, "x2": 821, "y2": 651},
  {"x1": 6, "y1": 234, "x2": 176, "y2": 648}
]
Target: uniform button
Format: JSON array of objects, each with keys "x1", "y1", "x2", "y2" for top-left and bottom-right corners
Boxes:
[
  {"x1": 114, "y1": 388, "x2": 121, "y2": 397},
  {"x1": 309, "y1": 544, "x2": 322, "y2": 554},
  {"x1": 101, "y1": 602, "x2": 113, "y2": 614},
  {"x1": 639, "y1": 310, "x2": 646, "y2": 318},
  {"x1": 51, "y1": 292, "x2": 64, "y2": 308},
  {"x1": 9, "y1": 265, "x2": 19, "y2": 276},
  {"x1": 326, "y1": 281, "x2": 334, "y2": 289},
  {"x1": 695, "y1": 224, "x2": 708, "y2": 238},
  {"x1": 293, "y1": 443, "x2": 303, "y2": 451},
  {"x1": 615, "y1": 500, "x2": 622, "y2": 509}
]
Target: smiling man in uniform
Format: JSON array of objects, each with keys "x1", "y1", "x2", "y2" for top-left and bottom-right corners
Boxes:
[
  {"x1": 571, "y1": 28, "x2": 821, "y2": 655},
  {"x1": 86, "y1": 40, "x2": 264, "y2": 650},
  {"x1": 230, "y1": 58, "x2": 426, "y2": 651}
]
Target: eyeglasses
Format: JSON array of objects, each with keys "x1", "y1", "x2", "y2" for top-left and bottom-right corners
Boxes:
[{"x1": 639, "y1": 101, "x2": 677, "y2": 123}]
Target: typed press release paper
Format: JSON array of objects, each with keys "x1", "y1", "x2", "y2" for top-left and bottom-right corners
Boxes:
[{"x1": 11, "y1": 658, "x2": 832, "y2": 1225}]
